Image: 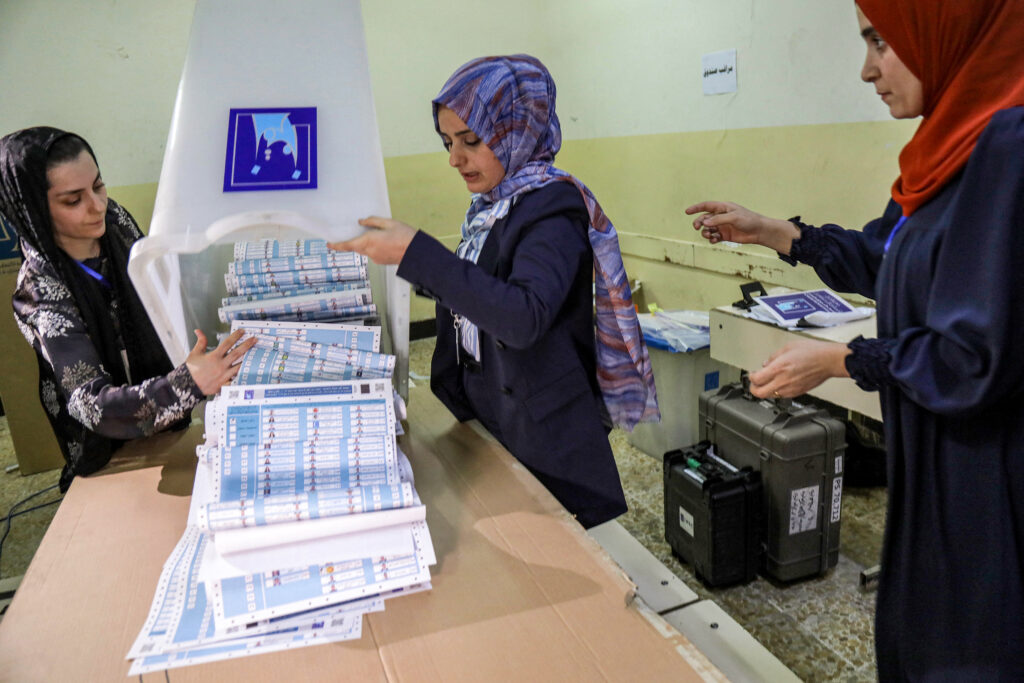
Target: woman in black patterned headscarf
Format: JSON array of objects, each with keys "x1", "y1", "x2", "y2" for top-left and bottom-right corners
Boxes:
[{"x1": 0, "y1": 127, "x2": 254, "y2": 491}]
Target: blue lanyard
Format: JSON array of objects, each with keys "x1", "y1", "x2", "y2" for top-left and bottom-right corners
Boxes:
[
  {"x1": 883, "y1": 215, "x2": 909, "y2": 254},
  {"x1": 76, "y1": 259, "x2": 112, "y2": 290}
]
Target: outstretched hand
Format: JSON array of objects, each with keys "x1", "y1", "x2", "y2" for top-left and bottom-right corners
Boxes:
[
  {"x1": 748, "y1": 339, "x2": 851, "y2": 399},
  {"x1": 328, "y1": 216, "x2": 417, "y2": 265},
  {"x1": 684, "y1": 200, "x2": 800, "y2": 254},
  {"x1": 185, "y1": 328, "x2": 257, "y2": 396}
]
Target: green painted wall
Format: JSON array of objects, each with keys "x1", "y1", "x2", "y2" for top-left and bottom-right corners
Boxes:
[{"x1": 383, "y1": 119, "x2": 916, "y2": 320}]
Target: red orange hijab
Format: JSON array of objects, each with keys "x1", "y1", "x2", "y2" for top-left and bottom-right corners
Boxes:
[{"x1": 857, "y1": 0, "x2": 1024, "y2": 216}]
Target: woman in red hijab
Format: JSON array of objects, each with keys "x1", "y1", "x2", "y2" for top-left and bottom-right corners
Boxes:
[{"x1": 688, "y1": 1, "x2": 1024, "y2": 678}]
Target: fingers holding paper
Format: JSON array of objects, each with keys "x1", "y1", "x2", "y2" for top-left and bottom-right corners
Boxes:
[
  {"x1": 329, "y1": 216, "x2": 417, "y2": 265},
  {"x1": 748, "y1": 339, "x2": 851, "y2": 399}
]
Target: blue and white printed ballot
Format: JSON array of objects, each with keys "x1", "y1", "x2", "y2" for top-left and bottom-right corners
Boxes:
[
  {"x1": 229, "y1": 320, "x2": 394, "y2": 384},
  {"x1": 225, "y1": 270, "x2": 369, "y2": 297},
  {"x1": 220, "y1": 280, "x2": 368, "y2": 307},
  {"x1": 232, "y1": 238, "x2": 331, "y2": 261},
  {"x1": 196, "y1": 380, "x2": 427, "y2": 570},
  {"x1": 218, "y1": 241, "x2": 376, "y2": 323},
  {"x1": 218, "y1": 289, "x2": 376, "y2": 323},
  {"x1": 206, "y1": 521, "x2": 434, "y2": 629},
  {"x1": 126, "y1": 526, "x2": 376, "y2": 675},
  {"x1": 230, "y1": 319, "x2": 382, "y2": 352},
  {"x1": 235, "y1": 345, "x2": 395, "y2": 384},
  {"x1": 227, "y1": 250, "x2": 366, "y2": 276}
]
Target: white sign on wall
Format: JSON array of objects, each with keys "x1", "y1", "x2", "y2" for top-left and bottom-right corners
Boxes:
[{"x1": 702, "y1": 49, "x2": 737, "y2": 95}]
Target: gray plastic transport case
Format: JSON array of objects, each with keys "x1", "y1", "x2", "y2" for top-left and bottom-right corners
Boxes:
[{"x1": 699, "y1": 383, "x2": 846, "y2": 581}]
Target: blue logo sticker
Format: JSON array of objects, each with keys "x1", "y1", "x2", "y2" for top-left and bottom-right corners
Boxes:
[
  {"x1": 223, "y1": 107, "x2": 317, "y2": 192},
  {"x1": 0, "y1": 212, "x2": 21, "y2": 262},
  {"x1": 704, "y1": 371, "x2": 720, "y2": 392}
]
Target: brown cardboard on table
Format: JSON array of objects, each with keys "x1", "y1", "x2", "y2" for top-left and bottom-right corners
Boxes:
[{"x1": 0, "y1": 385, "x2": 718, "y2": 681}]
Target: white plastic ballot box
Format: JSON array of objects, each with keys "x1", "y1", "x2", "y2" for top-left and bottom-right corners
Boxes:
[{"x1": 128, "y1": 0, "x2": 409, "y2": 396}]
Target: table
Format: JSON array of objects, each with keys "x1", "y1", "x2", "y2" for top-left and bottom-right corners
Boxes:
[
  {"x1": 0, "y1": 384, "x2": 720, "y2": 682},
  {"x1": 709, "y1": 306, "x2": 882, "y2": 421}
]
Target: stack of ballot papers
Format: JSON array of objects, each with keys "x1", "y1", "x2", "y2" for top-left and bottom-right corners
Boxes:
[
  {"x1": 128, "y1": 240, "x2": 434, "y2": 675},
  {"x1": 218, "y1": 239, "x2": 377, "y2": 325},
  {"x1": 229, "y1": 319, "x2": 396, "y2": 384}
]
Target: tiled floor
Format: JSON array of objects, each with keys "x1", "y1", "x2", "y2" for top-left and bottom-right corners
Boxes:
[
  {"x1": 1, "y1": 337, "x2": 887, "y2": 681},
  {"x1": 409, "y1": 338, "x2": 886, "y2": 683},
  {"x1": 0, "y1": 418, "x2": 61, "y2": 582}
]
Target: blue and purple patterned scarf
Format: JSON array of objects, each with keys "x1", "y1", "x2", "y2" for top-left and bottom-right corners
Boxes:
[{"x1": 434, "y1": 54, "x2": 659, "y2": 430}]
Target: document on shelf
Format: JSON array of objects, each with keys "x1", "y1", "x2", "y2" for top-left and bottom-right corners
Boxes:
[{"x1": 752, "y1": 289, "x2": 874, "y2": 329}]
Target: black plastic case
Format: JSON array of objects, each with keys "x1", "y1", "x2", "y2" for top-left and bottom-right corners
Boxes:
[{"x1": 663, "y1": 441, "x2": 762, "y2": 587}]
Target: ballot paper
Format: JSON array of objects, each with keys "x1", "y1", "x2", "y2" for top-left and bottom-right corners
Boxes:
[
  {"x1": 225, "y1": 268, "x2": 369, "y2": 296},
  {"x1": 229, "y1": 320, "x2": 381, "y2": 351},
  {"x1": 127, "y1": 518, "x2": 432, "y2": 674},
  {"x1": 127, "y1": 526, "x2": 376, "y2": 674},
  {"x1": 235, "y1": 346, "x2": 395, "y2": 384},
  {"x1": 233, "y1": 238, "x2": 331, "y2": 261},
  {"x1": 219, "y1": 291, "x2": 376, "y2": 324},
  {"x1": 196, "y1": 380, "x2": 411, "y2": 533},
  {"x1": 220, "y1": 280, "x2": 368, "y2": 307},
  {"x1": 228, "y1": 251, "x2": 365, "y2": 276},
  {"x1": 130, "y1": 381, "x2": 435, "y2": 672}
]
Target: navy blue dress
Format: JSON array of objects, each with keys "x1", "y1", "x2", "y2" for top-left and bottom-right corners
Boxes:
[
  {"x1": 785, "y1": 107, "x2": 1024, "y2": 680},
  {"x1": 397, "y1": 182, "x2": 627, "y2": 528}
]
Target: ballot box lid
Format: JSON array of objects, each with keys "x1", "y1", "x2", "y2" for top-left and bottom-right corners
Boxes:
[{"x1": 127, "y1": 0, "x2": 408, "y2": 393}]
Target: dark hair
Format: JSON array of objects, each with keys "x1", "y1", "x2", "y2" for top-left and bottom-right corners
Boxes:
[{"x1": 45, "y1": 134, "x2": 97, "y2": 179}]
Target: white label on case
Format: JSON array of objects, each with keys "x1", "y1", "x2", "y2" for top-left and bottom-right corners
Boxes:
[
  {"x1": 789, "y1": 485, "x2": 820, "y2": 534},
  {"x1": 831, "y1": 476, "x2": 843, "y2": 523},
  {"x1": 835, "y1": 455, "x2": 844, "y2": 475},
  {"x1": 679, "y1": 506, "x2": 694, "y2": 537}
]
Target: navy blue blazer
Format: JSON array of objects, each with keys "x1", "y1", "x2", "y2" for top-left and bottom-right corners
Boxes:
[{"x1": 397, "y1": 182, "x2": 627, "y2": 527}]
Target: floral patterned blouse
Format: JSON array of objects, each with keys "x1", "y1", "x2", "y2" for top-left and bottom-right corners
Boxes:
[{"x1": 12, "y1": 238, "x2": 204, "y2": 486}]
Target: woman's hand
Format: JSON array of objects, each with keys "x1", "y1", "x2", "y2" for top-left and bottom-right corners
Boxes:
[
  {"x1": 328, "y1": 216, "x2": 417, "y2": 265},
  {"x1": 685, "y1": 201, "x2": 800, "y2": 254},
  {"x1": 748, "y1": 339, "x2": 851, "y2": 399},
  {"x1": 185, "y1": 328, "x2": 257, "y2": 396}
]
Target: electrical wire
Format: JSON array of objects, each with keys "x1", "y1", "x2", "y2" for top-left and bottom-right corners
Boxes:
[{"x1": 0, "y1": 484, "x2": 62, "y2": 580}]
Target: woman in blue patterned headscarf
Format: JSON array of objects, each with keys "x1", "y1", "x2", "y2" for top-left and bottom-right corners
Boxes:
[{"x1": 333, "y1": 54, "x2": 658, "y2": 527}]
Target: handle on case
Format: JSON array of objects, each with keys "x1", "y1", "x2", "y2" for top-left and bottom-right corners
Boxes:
[{"x1": 812, "y1": 414, "x2": 846, "y2": 575}]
